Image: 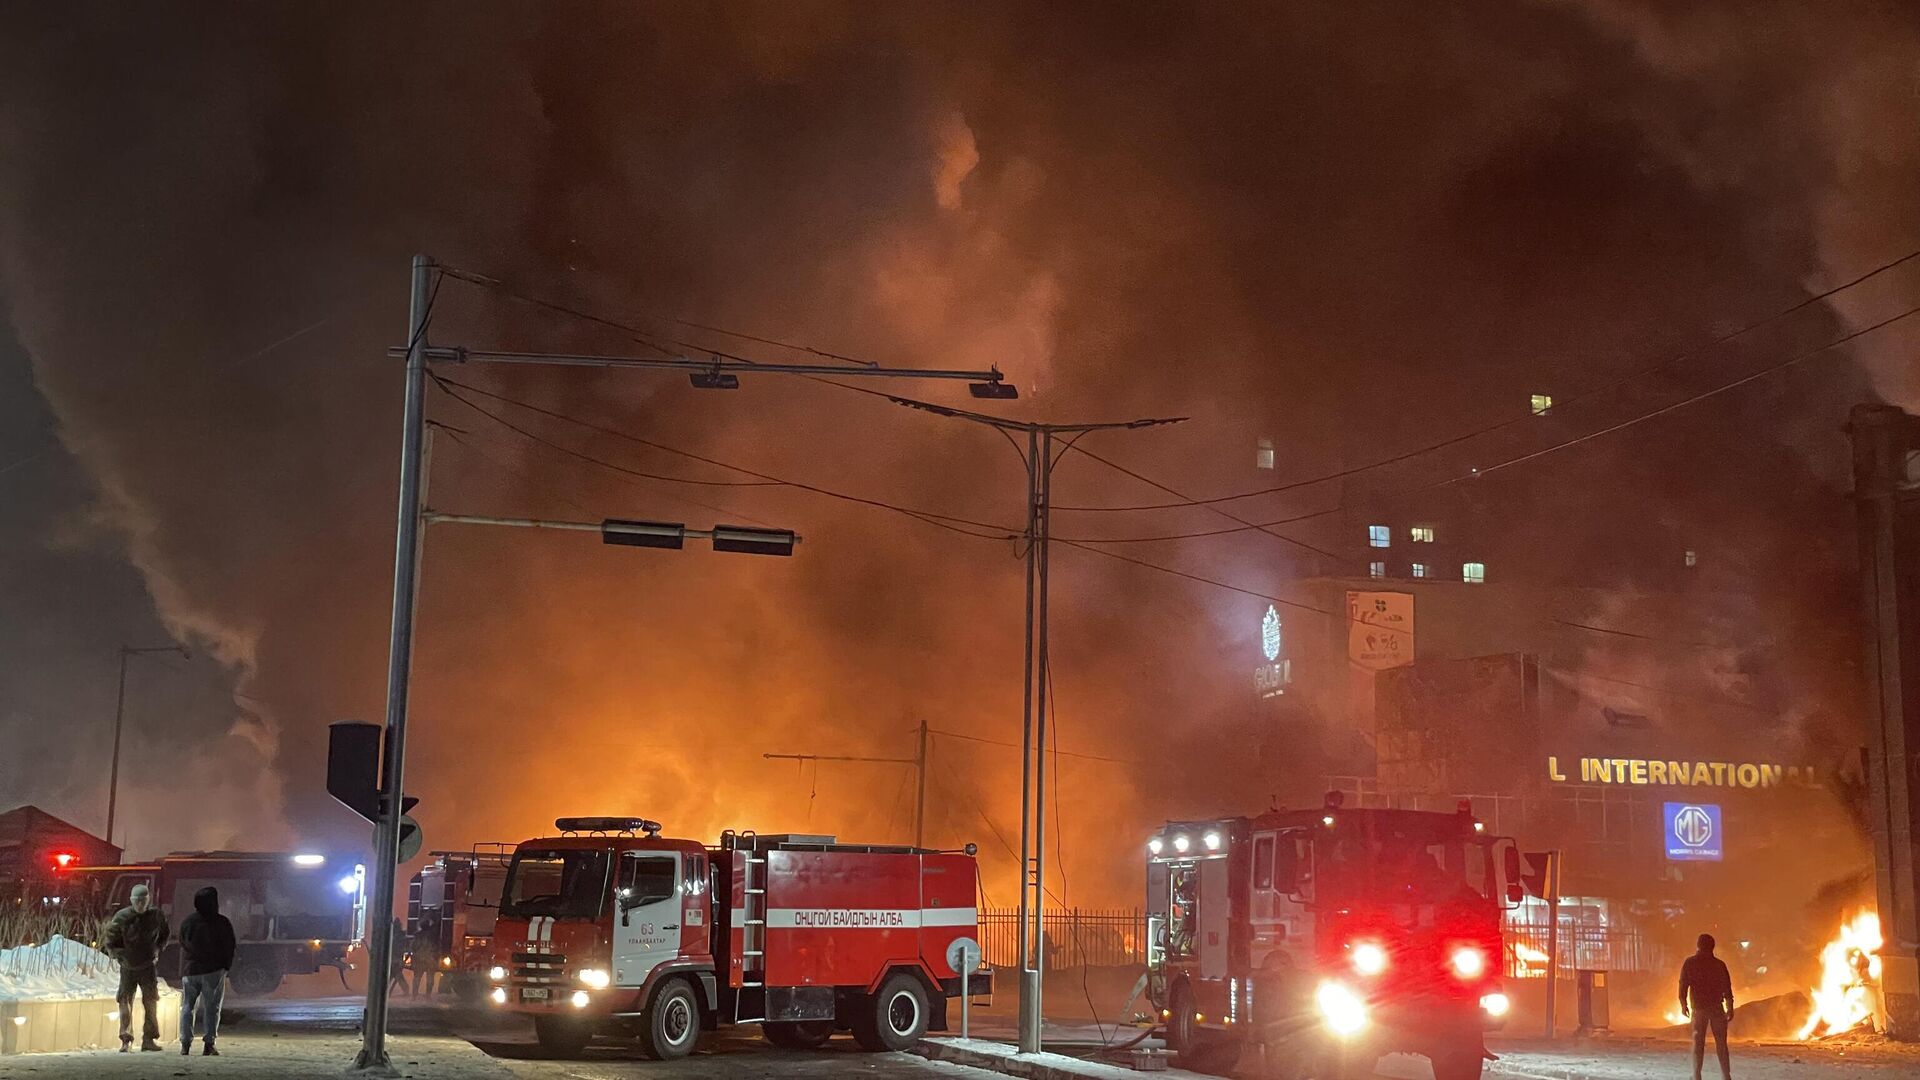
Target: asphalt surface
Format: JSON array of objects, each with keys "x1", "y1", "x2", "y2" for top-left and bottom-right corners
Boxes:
[{"x1": 11, "y1": 994, "x2": 1920, "y2": 1078}]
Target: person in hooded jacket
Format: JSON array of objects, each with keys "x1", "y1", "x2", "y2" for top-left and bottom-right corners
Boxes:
[
  {"x1": 176, "y1": 886, "x2": 236, "y2": 1056},
  {"x1": 103, "y1": 883, "x2": 170, "y2": 1052}
]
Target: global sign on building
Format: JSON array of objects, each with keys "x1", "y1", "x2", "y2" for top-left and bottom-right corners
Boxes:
[
  {"x1": 1256, "y1": 604, "x2": 1291, "y2": 699},
  {"x1": 1663, "y1": 802, "x2": 1723, "y2": 862}
]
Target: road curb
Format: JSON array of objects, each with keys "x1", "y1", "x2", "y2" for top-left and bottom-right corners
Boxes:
[{"x1": 911, "y1": 1036, "x2": 1205, "y2": 1080}]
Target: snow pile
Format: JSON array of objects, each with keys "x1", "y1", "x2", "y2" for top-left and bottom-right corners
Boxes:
[{"x1": 0, "y1": 935, "x2": 172, "y2": 1002}]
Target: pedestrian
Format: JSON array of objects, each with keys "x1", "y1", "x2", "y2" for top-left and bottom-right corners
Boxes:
[
  {"x1": 176, "y1": 886, "x2": 235, "y2": 1056},
  {"x1": 410, "y1": 910, "x2": 443, "y2": 997},
  {"x1": 387, "y1": 918, "x2": 411, "y2": 997},
  {"x1": 102, "y1": 883, "x2": 170, "y2": 1052},
  {"x1": 1679, "y1": 932, "x2": 1736, "y2": 1080}
]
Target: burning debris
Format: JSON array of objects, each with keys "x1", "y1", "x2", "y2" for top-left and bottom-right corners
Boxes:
[{"x1": 1797, "y1": 911, "x2": 1884, "y2": 1040}]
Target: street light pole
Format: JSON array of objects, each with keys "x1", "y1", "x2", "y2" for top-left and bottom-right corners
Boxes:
[
  {"x1": 353, "y1": 255, "x2": 1019, "y2": 1072},
  {"x1": 106, "y1": 644, "x2": 190, "y2": 848},
  {"x1": 886, "y1": 398, "x2": 1185, "y2": 1054}
]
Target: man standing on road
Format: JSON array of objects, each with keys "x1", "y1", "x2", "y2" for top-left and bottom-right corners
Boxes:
[
  {"x1": 1679, "y1": 932, "x2": 1736, "y2": 1080},
  {"x1": 176, "y1": 886, "x2": 235, "y2": 1056},
  {"x1": 103, "y1": 883, "x2": 170, "y2": 1052}
]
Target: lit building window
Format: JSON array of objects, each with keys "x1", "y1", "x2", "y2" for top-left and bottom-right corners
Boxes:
[
  {"x1": 1463, "y1": 562, "x2": 1486, "y2": 584},
  {"x1": 1411, "y1": 563, "x2": 1428, "y2": 578},
  {"x1": 1369, "y1": 561, "x2": 1386, "y2": 579},
  {"x1": 1531, "y1": 394, "x2": 1553, "y2": 415},
  {"x1": 1410, "y1": 526, "x2": 1434, "y2": 543},
  {"x1": 1257, "y1": 437, "x2": 1275, "y2": 471},
  {"x1": 1684, "y1": 549, "x2": 1698, "y2": 568},
  {"x1": 1368, "y1": 525, "x2": 1391, "y2": 548}
]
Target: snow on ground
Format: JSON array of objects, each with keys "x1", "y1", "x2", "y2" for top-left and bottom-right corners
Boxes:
[{"x1": 0, "y1": 935, "x2": 174, "y2": 1002}]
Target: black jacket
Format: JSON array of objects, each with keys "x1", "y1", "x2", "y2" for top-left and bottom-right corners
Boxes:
[
  {"x1": 104, "y1": 903, "x2": 170, "y2": 970},
  {"x1": 178, "y1": 886, "x2": 238, "y2": 976},
  {"x1": 1679, "y1": 951, "x2": 1735, "y2": 1014}
]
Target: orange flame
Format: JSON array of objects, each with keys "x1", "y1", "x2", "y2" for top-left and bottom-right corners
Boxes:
[{"x1": 1797, "y1": 911, "x2": 1884, "y2": 1040}]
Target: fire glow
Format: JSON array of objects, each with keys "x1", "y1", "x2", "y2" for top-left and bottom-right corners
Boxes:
[{"x1": 1797, "y1": 911, "x2": 1884, "y2": 1040}]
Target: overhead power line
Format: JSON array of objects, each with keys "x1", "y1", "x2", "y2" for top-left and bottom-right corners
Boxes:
[
  {"x1": 1055, "y1": 243, "x2": 1920, "y2": 513},
  {"x1": 1050, "y1": 298, "x2": 1920, "y2": 545},
  {"x1": 431, "y1": 375, "x2": 1022, "y2": 542}
]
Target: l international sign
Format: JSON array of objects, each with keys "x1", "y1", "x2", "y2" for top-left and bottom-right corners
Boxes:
[
  {"x1": 1347, "y1": 590, "x2": 1414, "y2": 671},
  {"x1": 1546, "y1": 755, "x2": 1825, "y2": 791},
  {"x1": 1663, "y1": 802, "x2": 1723, "y2": 861}
]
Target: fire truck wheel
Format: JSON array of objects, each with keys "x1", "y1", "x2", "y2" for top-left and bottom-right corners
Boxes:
[
  {"x1": 1426, "y1": 1044, "x2": 1485, "y2": 1080},
  {"x1": 852, "y1": 972, "x2": 930, "y2": 1051},
  {"x1": 762, "y1": 1019, "x2": 835, "y2": 1049},
  {"x1": 533, "y1": 1014, "x2": 594, "y2": 1058},
  {"x1": 229, "y1": 962, "x2": 283, "y2": 997},
  {"x1": 639, "y1": 979, "x2": 702, "y2": 1060}
]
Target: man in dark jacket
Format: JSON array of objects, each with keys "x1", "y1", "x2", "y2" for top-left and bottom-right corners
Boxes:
[
  {"x1": 1679, "y1": 932, "x2": 1736, "y2": 1080},
  {"x1": 103, "y1": 883, "x2": 170, "y2": 1052},
  {"x1": 176, "y1": 886, "x2": 236, "y2": 1056}
]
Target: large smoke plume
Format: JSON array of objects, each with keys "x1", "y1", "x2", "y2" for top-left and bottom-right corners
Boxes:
[{"x1": 1, "y1": 3, "x2": 1916, "y2": 912}]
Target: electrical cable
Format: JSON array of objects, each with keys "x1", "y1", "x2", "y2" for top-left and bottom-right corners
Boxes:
[
  {"x1": 430, "y1": 376, "x2": 781, "y2": 489},
  {"x1": 429, "y1": 394, "x2": 784, "y2": 528},
  {"x1": 928, "y1": 727, "x2": 1144, "y2": 766},
  {"x1": 432, "y1": 375, "x2": 1024, "y2": 541},
  {"x1": 1054, "y1": 244, "x2": 1920, "y2": 513},
  {"x1": 1045, "y1": 299, "x2": 1920, "y2": 544},
  {"x1": 940, "y1": 757, "x2": 1066, "y2": 906},
  {"x1": 1044, "y1": 655, "x2": 1112, "y2": 1046},
  {"x1": 1062, "y1": 441, "x2": 1349, "y2": 567}
]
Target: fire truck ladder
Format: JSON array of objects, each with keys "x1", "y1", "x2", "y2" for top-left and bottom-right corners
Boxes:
[{"x1": 734, "y1": 833, "x2": 769, "y2": 1022}]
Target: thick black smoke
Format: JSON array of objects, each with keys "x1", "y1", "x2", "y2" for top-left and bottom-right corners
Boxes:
[{"x1": 0, "y1": 4, "x2": 1915, "y2": 908}]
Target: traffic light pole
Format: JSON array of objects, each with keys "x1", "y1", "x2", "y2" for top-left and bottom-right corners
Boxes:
[
  {"x1": 352, "y1": 255, "x2": 1016, "y2": 1072},
  {"x1": 353, "y1": 255, "x2": 434, "y2": 1075}
]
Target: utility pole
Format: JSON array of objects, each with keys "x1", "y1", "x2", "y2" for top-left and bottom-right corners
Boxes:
[
  {"x1": 890, "y1": 399, "x2": 1185, "y2": 1054},
  {"x1": 353, "y1": 255, "x2": 1015, "y2": 1073},
  {"x1": 1544, "y1": 849, "x2": 1562, "y2": 1040},
  {"x1": 1850, "y1": 402, "x2": 1920, "y2": 1037},
  {"x1": 106, "y1": 644, "x2": 190, "y2": 847},
  {"x1": 763, "y1": 718, "x2": 928, "y2": 847}
]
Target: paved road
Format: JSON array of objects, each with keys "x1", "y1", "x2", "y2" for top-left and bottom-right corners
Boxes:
[
  {"x1": 1486, "y1": 1036, "x2": 1920, "y2": 1079},
  {"x1": 14, "y1": 995, "x2": 1920, "y2": 1079}
]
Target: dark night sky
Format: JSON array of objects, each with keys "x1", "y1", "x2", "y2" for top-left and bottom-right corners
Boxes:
[{"x1": 0, "y1": 3, "x2": 1916, "y2": 906}]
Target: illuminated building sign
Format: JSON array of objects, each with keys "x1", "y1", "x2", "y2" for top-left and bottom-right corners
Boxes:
[
  {"x1": 1546, "y1": 756, "x2": 1824, "y2": 790},
  {"x1": 1664, "y1": 802, "x2": 1722, "y2": 861},
  {"x1": 1256, "y1": 604, "x2": 1291, "y2": 699}
]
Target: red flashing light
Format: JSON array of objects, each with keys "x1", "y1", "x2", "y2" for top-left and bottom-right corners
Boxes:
[{"x1": 52, "y1": 851, "x2": 77, "y2": 871}]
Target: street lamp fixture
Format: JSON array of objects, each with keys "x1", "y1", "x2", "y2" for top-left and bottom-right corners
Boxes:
[
  {"x1": 969, "y1": 377, "x2": 1018, "y2": 400},
  {"x1": 689, "y1": 370, "x2": 741, "y2": 391}
]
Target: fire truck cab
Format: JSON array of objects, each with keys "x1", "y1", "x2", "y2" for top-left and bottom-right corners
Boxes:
[
  {"x1": 1146, "y1": 794, "x2": 1521, "y2": 1080},
  {"x1": 489, "y1": 818, "x2": 988, "y2": 1059}
]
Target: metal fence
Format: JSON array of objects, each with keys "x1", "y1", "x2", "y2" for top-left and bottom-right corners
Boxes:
[
  {"x1": 977, "y1": 908, "x2": 1147, "y2": 969},
  {"x1": 1503, "y1": 920, "x2": 1669, "y2": 978}
]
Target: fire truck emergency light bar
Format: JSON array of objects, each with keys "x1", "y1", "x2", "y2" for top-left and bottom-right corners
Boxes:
[{"x1": 423, "y1": 513, "x2": 798, "y2": 557}]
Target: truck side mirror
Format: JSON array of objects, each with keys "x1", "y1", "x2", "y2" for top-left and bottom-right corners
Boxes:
[
  {"x1": 1501, "y1": 843, "x2": 1524, "y2": 906},
  {"x1": 1274, "y1": 841, "x2": 1298, "y2": 891}
]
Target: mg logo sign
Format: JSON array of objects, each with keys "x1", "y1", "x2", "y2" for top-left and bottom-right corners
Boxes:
[
  {"x1": 1673, "y1": 805, "x2": 1713, "y2": 847},
  {"x1": 1664, "y1": 802, "x2": 1723, "y2": 861}
]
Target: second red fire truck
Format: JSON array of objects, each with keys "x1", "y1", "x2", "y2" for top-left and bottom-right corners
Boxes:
[
  {"x1": 487, "y1": 818, "x2": 989, "y2": 1058},
  {"x1": 1146, "y1": 793, "x2": 1521, "y2": 1080}
]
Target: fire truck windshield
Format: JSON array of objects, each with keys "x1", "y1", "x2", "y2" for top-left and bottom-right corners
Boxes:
[
  {"x1": 501, "y1": 848, "x2": 612, "y2": 919},
  {"x1": 1319, "y1": 830, "x2": 1491, "y2": 909}
]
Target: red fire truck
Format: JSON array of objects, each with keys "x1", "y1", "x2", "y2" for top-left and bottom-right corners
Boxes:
[
  {"x1": 61, "y1": 851, "x2": 366, "y2": 995},
  {"x1": 1146, "y1": 794, "x2": 1521, "y2": 1080},
  {"x1": 406, "y1": 845, "x2": 512, "y2": 998},
  {"x1": 487, "y1": 818, "x2": 988, "y2": 1059}
]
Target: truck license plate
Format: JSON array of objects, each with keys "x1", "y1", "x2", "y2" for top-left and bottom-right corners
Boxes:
[{"x1": 521, "y1": 988, "x2": 550, "y2": 1002}]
